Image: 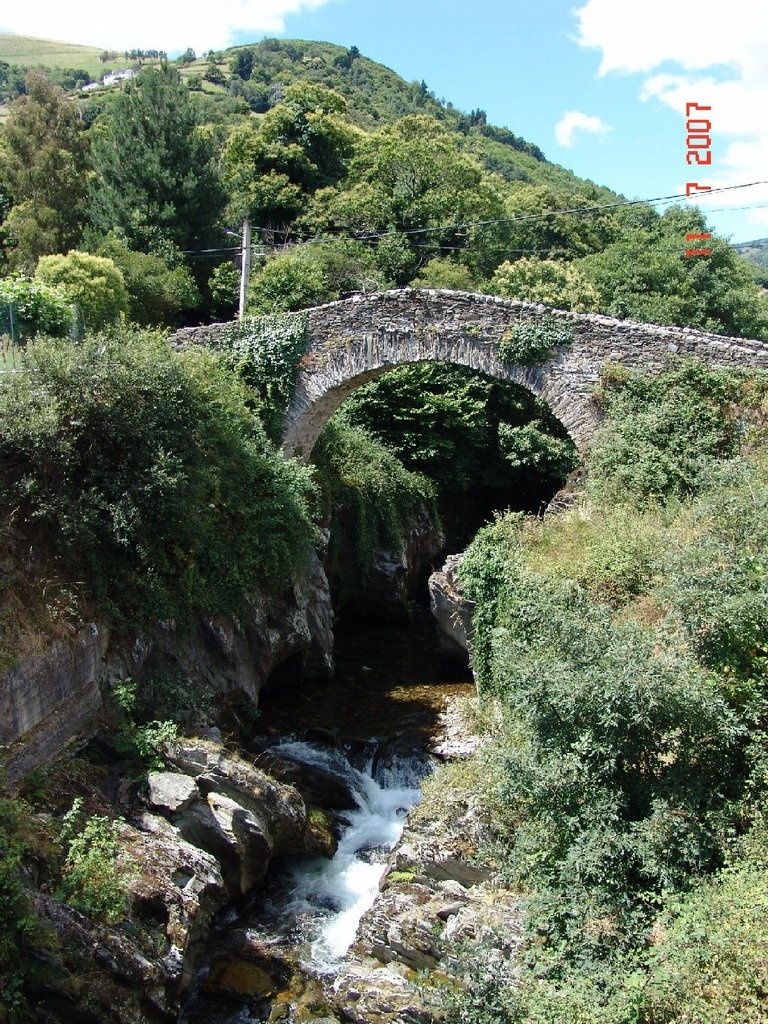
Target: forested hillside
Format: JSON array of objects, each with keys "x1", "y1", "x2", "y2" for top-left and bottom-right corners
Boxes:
[{"x1": 1, "y1": 38, "x2": 766, "y2": 339}]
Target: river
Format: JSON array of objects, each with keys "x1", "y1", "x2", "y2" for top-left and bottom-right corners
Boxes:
[{"x1": 180, "y1": 608, "x2": 474, "y2": 1024}]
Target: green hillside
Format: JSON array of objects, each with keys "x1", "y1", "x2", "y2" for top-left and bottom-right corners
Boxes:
[{"x1": 0, "y1": 32, "x2": 106, "y2": 76}]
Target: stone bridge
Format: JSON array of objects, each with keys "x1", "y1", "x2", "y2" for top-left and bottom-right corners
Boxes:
[{"x1": 172, "y1": 289, "x2": 768, "y2": 456}]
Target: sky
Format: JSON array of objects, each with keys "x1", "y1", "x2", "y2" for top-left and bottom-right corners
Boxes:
[{"x1": 1, "y1": 0, "x2": 767, "y2": 243}]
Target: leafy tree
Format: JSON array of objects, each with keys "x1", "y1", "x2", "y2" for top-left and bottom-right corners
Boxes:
[
  {"x1": 98, "y1": 234, "x2": 201, "y2": 326},
  {"x1": 302, "y1": 115, "x2": 505, "y2": 283},
  {"x1": 88, "y1": 63, "x2": 225, "y2": 252},
  {"x1": 259, "y1": 83, "x2": 356, "y2": 189},
  {"x1": 412, "y1": 257, "x2": 478, "y2": 291},
  {"x1": 0, "y1": 71, "x2": 89, "y2": 271},
  {"x1": 579, "y1": 205, "x2": 768, "y2": 338},
  {"x1": 209, "y1": 260, "x2": 240, "y2": 319},
  {"x1": 246, "y1": 240, "x2": 384, "y2": 313},
  {"x1": 491, "y1": 256, "x2": 599, "y2": 311},
  {"x1": 231, "y1": 47, "x2": 255, "y2": 80},
  {"x1": 35, "y1": 251, "x2": 129, "y2": 330}
]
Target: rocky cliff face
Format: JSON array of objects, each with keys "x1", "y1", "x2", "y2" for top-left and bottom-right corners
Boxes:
[
  {"x1": 0, "y1": 550, "x2": 334, "y2": 783},
  {"x1": 326, "y1": 506, "x2": 444, "y2": 621},
  {"x1": 428, "y1": 554, "x2": 475, "y2": 656}
]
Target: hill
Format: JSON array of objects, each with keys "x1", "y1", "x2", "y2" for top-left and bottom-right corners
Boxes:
[
  {"x1": 0, "y1": 31, "x2": 614, "y2": 199},
  {"x1": 0, "y1": 33, "x2": 107, "y2": 76}
]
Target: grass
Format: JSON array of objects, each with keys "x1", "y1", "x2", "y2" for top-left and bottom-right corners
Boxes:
[{"x1": 0, "y1": 33, "x2": 110, "y2": 77}]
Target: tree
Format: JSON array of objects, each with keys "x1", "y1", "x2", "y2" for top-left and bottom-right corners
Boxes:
[
  {"x1": 301, "y1": 115, "x2": 505, "y2": 283},
  {"x1": 221, "y1": 84, "x2": 356, "y2": 233},
  {"x1": 0, "y1": 72, "x2": 89, "y2": 271},
  {"x1": 98, "y1": 234, "x2": 200, "y2": 326},
  {"x1": 231, "y1": 48, "x2": 255, "y2": 80},
  {"x1": 35, "y1": 251, "x2": 129, "y2": 330},
  {"x1": 579, "y1": 206, "x2": 768, "y2": 338},
  {"x1": 88, "y1": 64, "x2": 224, "y2": 252},
  {"x1": 491, "y1": 257, "x2": 599, "y2": 311}
]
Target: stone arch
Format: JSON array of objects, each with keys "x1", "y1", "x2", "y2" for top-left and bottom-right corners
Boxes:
[
  {"x1": 169, "y1": 288, "x2": 768, "y2": 460},
  {"x1": 280, "y1": 289, "x2": 768, "y2": 459}
]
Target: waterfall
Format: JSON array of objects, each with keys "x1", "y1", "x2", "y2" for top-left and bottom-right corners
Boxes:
[{"x1": 264, "y1": 739, "x2": 428, "y2": 971}]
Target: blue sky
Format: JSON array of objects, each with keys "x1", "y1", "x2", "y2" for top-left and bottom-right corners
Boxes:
[{"x1": 3, "y1": 0, "x2": 767, "y2": 242}]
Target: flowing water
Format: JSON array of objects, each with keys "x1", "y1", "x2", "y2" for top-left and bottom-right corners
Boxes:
[
  {"x1": 182, "y1": 609, "x2": 474, "y2": 1024},
  {"x1": 255, "y1": 739, "x2": 428, "y2": 971}
]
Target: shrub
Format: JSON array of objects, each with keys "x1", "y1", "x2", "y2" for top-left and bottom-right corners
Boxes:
[
  {"x1": 498, "y1": 316, "x2": 573, "y2": 364},
  {"x1": 0, "y1": 275, "x2": 74, "y2": 340},
  {"x1": 56, "y1": 797, "x2": 133, "y2": 922},
  {"x1": 35, "y1": 251, "x2": 129, "y2": 331},
  {"x1": 313, "y1": 414, "x2": 437, "y2": 577},
  {"x1": 98, "y1": 238, "x2": 201, "y2": 326},
  {"x1": 0, "y1": 796, "x2": 38, "y2": 1020},
  {"x1": 0, "y1": 328, "x2": 316, "y2": 626},
  {"x1": 587, "y1": 360, "x2": 768, "y2": 505}
]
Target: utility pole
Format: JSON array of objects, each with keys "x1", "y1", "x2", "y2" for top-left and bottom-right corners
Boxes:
[{"x1": 239, "y1": 219, "x2": 252, "y2": 320}]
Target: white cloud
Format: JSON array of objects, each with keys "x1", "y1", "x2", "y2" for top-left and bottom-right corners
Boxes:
[
  {"x1": 574, "y1": 0, "x2": 768, "y2": 218},
  {"x1": 555, "y1": 110, "x2": 612, "y2": 148},
  {"x1": 0, "y1": 0, "x2": 336, "y2": 56}
]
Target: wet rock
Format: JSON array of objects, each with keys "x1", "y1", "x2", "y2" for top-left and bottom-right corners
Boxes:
[
  {"x1": 201, "y1": 959, "x2": 277, "y2": 997},
  {"x1": 254, "y1": 749, "x2": 360, "y2": 811},
  {"x1": 147, "y1": 771, "x2": 199, "y2": 813}
]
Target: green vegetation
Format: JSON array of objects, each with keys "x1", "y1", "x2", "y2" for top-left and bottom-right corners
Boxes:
[
  {"x1": 35, "y1": 249, "x2": 129, "y2": 329},
  {"x1": 0, "y1": 328, "x2": 316, "y2": 628},
  {"x1": 439, "y1": 359, "x2": 768, "y2": 1024},
  {"x1": 498, "y1": 316, "x2": 574, "y2": 364},
  {"x1": 337, "y1": 363, "x2": 577, "y2": 546},
  {"x1": 0, "y1": 794, "x2": 44, "y2": 1021},
  {"x1": 57, "y1": 797, "x2": 134, "y2": 922},
  {"x1": 218, "y1": 310, "x2": 309, "y2": 439},
  {"x1": 313, "y1": 414, "x2": 437, "y2": 579},
  {"x1": 0, "y1": 274, "x2": 73, "y2": 337},
  {"x1": 0, "y1": 33, "x2": 111, "y2": 80},
  {"x1": 1, "y1": 36, "x2": 765, "y2": 336}
]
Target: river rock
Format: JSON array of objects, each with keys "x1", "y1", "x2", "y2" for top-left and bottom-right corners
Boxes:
[
  {"x1": 428, "y1": 554, "x2": 475, "y2": 655},
  {"x1": 147, "y1": 770, "x2": 199, "y2": 813},
  {"x1": 157, "y1": 738, "x2": 317, "y2": 898},
  {"x1": 332, "y1": 963, "x2": 430, "y2": 1024}
]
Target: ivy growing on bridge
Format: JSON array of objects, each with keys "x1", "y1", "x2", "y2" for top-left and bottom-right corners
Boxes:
[
  {"x1": 219, "y1": 311, "x2": 309, "y2": 440},
  {"x1": 498, "y1": 315, "x2": 574, "y2": 365}
]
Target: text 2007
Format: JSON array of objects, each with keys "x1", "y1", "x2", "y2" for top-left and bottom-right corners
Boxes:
[{"x1": 685, "y1": 102, "x2": 712, "y2": 257}]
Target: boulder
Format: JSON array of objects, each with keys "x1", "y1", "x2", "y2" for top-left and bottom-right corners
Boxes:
[{"x1": 146, "y1": 771, "x2": 199, "y2": 813}]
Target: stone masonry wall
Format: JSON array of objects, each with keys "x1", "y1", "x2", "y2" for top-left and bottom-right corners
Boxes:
[{"x1": 171, "y1": 288, "x2": 768, "y2": 457}]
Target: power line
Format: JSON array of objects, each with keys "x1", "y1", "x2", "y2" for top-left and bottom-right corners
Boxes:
[{"x1": 178, "y1": 180, "x2": 768, "y2": 258}]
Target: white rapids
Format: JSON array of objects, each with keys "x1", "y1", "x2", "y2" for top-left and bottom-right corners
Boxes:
[{"x1": 266, "y1": 740, "x2": 426, "y2": 971}]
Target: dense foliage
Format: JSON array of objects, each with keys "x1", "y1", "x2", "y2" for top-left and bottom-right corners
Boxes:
[
  {"x1": 312, "y1": 413, "x2": 437, "y2": 586},
  {"x1": 0, "y1": 329, "x2": 316, "y2": 626},
  {"x1": 1, "y1": 40, "x2": 766, "y2": 337},
  {"x1": 443, "y1": 360, "x2": 768, "y2": 1023},
  {"x1": 338, "y1": 363, "x2": 577, "y2": 544}
]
